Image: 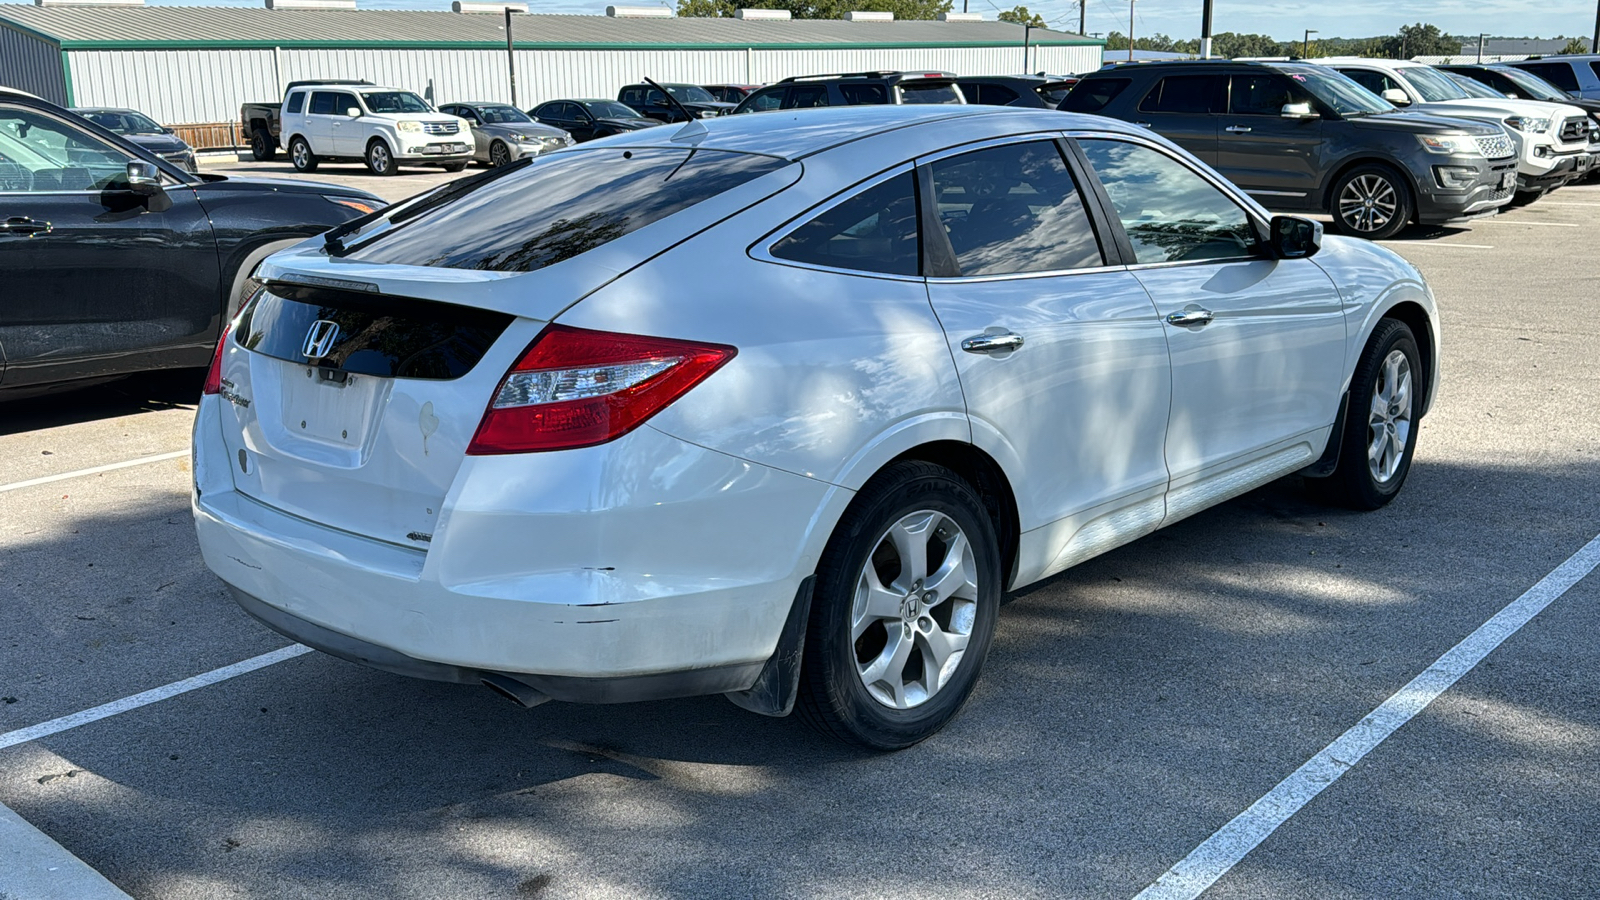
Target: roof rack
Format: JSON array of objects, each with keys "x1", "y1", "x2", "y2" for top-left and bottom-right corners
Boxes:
[{"x1": 775, "y1": 70, "x2": 955, "y2": 83}]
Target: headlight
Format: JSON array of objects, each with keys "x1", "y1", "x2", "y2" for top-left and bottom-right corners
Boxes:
[
  {"x1": 1417, "y1": 134, "x2": 1480, "y2": 155},
  {"x1": 397, "y1": 121, "x2": 423, "y2": 133},
  {"x1": 1503, "y1": 115, "x2": 1551, "y2": 134}
]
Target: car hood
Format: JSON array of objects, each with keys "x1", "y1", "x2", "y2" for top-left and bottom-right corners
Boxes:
[
  {"x1": 368, "y1": 113, "x2": 467, "y2": 127},
  {"x1": 123, "y1": 133, "x2": 191, "y2": 154},
  {"x1": 190, "y1": 174, "x2": 383, "y2": 204},
  {"x1": 1349, "y1": 110, "x2": 1506, "y2": 136},
  {"x1": 479, "y1": 121, "x2": 569, "y2": 139},
  {"x1": 1422, "y1": 97, "x2": 1586, "y2": 120}
]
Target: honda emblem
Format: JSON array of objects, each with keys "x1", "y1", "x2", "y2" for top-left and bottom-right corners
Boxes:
[{"x1": 302, "y1": 319, "x2": 341, "y2": 360}]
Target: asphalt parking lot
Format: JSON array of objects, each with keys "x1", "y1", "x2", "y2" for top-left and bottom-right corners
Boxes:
[{"x1": 1, "y1": 159, "x2": 1597, "y2": 900}]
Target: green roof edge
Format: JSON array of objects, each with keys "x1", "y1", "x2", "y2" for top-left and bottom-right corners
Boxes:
[{"x1": 52, "y1": 38, "x2": 1103, "y2": 51}]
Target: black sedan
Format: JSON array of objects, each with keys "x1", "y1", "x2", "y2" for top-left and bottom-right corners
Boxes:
[
  {"x1": 1, "y1": 89, "x2": 383, "y2": 399},
  {"x1": 529, "y1": 99, "x2": 664, "y2": 143},
  {"x1": 74, "y1": 106, "x2": 198, "y2": 173},
  {"x1": 616, "y1": 83, "x2": 737, "y2": 122}
]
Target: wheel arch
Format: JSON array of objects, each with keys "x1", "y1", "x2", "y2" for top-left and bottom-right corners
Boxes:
[
  {"x1": 1374, "y1": 300, "x2": 1437, "y2": 416},
  {"x1": 884, "y1": 441, "x2": 1021, "y2": 591},
  {"x1": 1320, "y1": 155, "x2": 1419, "y2": 221}
]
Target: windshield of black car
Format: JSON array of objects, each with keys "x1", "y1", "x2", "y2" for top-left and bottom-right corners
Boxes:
[
  {"x1": 476, "y1": 106, "x2": 533, "y2": 124},
  {"x1": 1281, "y1": 68, "x2": 1392, "y2": 115},
  {"x1": 86, "y1": 112, "x2": 164, "y2": 134},
  {"x1": 898, "y1": 81, "x2": 964, "y2": 104},
  {"x1": 346, "y1": 147, "x2": 787, "y2": 272},
  {"x1": 1451, "y1": 75, "x2": 1506, "y2": 99},
  {"x1": 1497, "y1": 67, "x2": 1568, "y2": 101},
  {"x1": 1402, "y1": 65, "x2": 1471, "y2": 102},
  {"x1": 667, "y1": 85, "x2": 717, "y2": 103},
  {"x1": 584, "y1": 101, "x2": 642, "y2": 119},
  {"x1": 362, "y1": 91, "x2": 432, "y2": 114}
]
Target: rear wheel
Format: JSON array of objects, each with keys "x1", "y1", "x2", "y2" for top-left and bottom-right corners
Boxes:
[
  {"x1": 250, "y1": 127, "x2": 276, "y2": 162},
  {"x1": 1329, "y1": 164, "x2": 1412, "y2": 240},
  {"x1": 289, "y1": 136, "x2": 317, "y2": 173},
  {"x1": 366, "y1": 139, "x2": 398, "y2": 176},
  {"x1": 1306, "y1": 318, "x2": 1422, "y2": 510},
  {"x1": 796, "y1": 461, "x2": 1001, "y2": 751}
]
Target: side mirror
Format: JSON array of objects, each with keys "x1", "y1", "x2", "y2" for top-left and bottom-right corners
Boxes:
[
  {"x1": 1269, "y1": 215, "x2": 1322, "y2": 259},
  {"x1": 345, "y1": 107, "x2": 361, "y2": 118},
  {"x1": 126, "y1": 160, "x2": 162, "y2": 196},
  {"x1": 1280, "y1": 101, "x2": 1318, "y2": 118},
  {"x1": 1380, "y1": 88, "x2": 1411, "y2": 107}
]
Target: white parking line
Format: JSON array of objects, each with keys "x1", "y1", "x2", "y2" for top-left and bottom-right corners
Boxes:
[
  {"x1": 1480, "y1": 220, "x2": 1582, "y2": 227},
  {"x1": 0, "y1": 450, "x2": 188, "y2": 495},
  {"x1": 0, "y1": 645, "x2": 311, "y2": 752},
  {"x1": 1132, "y1": 531, "x2": 1600, "y2": 900},
  {"x1": 1534, "y1": 201, "x2": 1600, "y2": 207},
  {"x1": 1378, "y1": 242, "x2": 1494, "y2": 250}
]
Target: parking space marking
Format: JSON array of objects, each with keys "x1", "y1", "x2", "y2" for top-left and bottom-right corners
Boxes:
[
  {"x1": 0, "y1": 645, "x2": 311, "y2": 752},
  {"x1": 1480, "y1": 220, "x2": 1581, "y2": 227},
  {"x1": 1132, "y1": 531, "x2": 1600, "y2": 900},
  {"x1": 1538, "y1": 201, "x2": 1600, "y2": 207},
  {"x1": 1377, "y1": 242, "x2": 1494, "y2": 250},
  {"x1": 0, "y1": 450, "x2": 188, "y2": 495}
]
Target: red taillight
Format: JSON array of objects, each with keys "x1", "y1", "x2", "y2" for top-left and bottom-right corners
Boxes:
[
  {"x1": 202, "y1": 321, "x2": 232, "y2": 396},
  {"x1": 467, "y1": 325, "x2": 737, "y2": 455}
]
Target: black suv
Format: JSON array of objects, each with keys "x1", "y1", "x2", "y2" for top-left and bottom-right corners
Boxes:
[
  {"x1": 956, "y1": 74, "x2": 1079, "y2": 108},
  {"x1": 731, "y1": 71, "x2": 964, "y2": 113},
  {"x1": 616, "y1": 83, "x2": 735, "y2": 122},
  {"x1": 1063, "y1": 61, "x2": 1518, "y2": 238}
]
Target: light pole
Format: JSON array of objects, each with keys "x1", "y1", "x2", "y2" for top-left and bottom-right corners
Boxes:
[
  {"x1": 1128, "y1": 0, "x2": 1136, "y2": 63},
  {"x1": 1477, "y1": 32, "x2": 1487, "y2": 63},
  {"x1": 1200, "y1": 0, "x2": 1214, "y2": 58},
  {"x1": 1079, "y1": 0, "x2": 1086, "y2": 38},
  {"x1": 1303, "y1": 29, "x2": 1318, "y2": 59},
  {"x1": 504, "y1": 7, "x2": 518, "y2": 108}
]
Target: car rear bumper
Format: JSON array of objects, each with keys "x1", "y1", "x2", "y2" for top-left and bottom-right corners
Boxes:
[{"x1": 192, "y1": 396, "x2": 842, "y2": 690}]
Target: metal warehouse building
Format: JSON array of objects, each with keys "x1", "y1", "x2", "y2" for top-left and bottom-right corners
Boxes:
[{"x1": 0, "y1": 2, "x2": 1102, "y2": 135}]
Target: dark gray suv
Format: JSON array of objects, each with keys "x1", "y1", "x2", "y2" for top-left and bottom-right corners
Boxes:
[{"x1": 1063, "y1": 61, "x2": 1518, "y2": 238}]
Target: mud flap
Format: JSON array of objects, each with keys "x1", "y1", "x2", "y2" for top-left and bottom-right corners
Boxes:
[
  {"x1": 724, "y1": 575, "x2": 815, "y2": 718},
  {"x1": 1301, "y1": 391, "x2": 1350, "y2": 479}
]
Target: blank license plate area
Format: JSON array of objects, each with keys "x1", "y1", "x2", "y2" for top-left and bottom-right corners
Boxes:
[{"x1": 275, "y1": 360, "x2": 386, "y2": 452}]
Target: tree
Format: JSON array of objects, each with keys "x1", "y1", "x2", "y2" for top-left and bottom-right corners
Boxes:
[
  {"x1": 676, "y1": 0, "x2": 952, "y2": 18},
  {"x1": 675, "y1": 0, "x2": 735, "y2": 15},
  {"x1": 997, "y1": 5, "x2": 1045, "y2": 28},
  {"x1": 1209, "y1": 32, "x2": 1288, "y2": 58},
  {"x1": 1376, "y1": 23, "x2": 1460, "y2": 58},
  {"x1": 1560, "y1": 36, "x2": 1592, "y2": 54}
]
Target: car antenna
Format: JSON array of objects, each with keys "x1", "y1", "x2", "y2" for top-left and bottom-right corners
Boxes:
[{"x1": 642, "y1": 77, "x2": 708, "y2": 141}]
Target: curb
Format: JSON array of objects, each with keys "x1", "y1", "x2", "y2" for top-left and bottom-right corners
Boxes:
[{"x1": 0, "y1": 802, "x2": 131, "y2": 900}]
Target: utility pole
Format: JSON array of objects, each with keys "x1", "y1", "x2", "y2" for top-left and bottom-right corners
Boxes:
[
  {"x1": 1079, "y1": 0, "x2": 1086, "y2": 38},
  {"x1": 1477, "y1": 33, "x2": 1486, "y2": 63},
  {"x1": 1593, "y1": 0, "x2": 1598, "y2": 54},
  {"x1": 1200, "y1": 0, "x2": 1214, "y2": 58},
  {"x1": 504, "y1": 7, "x2": 517, "y2": 108},
  {"x1": 1128, "y1": 0, "x2": 1135, "y2": 63},
  {"x1": 1024, "y1": 24, "x2": 1033, "y2": 72},
  {"x1": 1303, "y1": 29, "x2": 1317, "y2": 58}
]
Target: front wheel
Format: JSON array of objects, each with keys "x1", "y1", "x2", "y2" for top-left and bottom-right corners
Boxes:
[
  {"x1": 488, "y1": 140, "x2": 511, "y2": 168},
  {"x1": 288, "y1": 136, "x2": 317, "y2": 172},
  {"x1": 796, "y1": 461, "x2": 1001, "y2": 751},
  {"x1": 1329, "y1": 164, "x2": 1412, "y2": 240},
  {"x1": 1306, "y1": 318, "x2": 1422, "y2": 510},
  {"x1": 366, "y1": 139, "x2": 398, "y2": 176}
]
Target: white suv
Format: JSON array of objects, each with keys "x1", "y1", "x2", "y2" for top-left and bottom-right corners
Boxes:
[
  {"x1": 1314, "y1": 58, "x2": 1594, "y2": 201},
  {"x1": 281, "y1": 85, "x2": 472, "y2": 176}
]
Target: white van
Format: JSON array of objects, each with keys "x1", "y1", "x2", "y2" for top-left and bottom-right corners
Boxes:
[{"x1": 280, "y1": 84, "x2": 473, "y2": 176}]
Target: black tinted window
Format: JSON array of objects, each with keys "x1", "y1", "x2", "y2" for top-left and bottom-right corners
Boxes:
[
  {"x1": 286, "y1": 92, "x2": 305, "y2": 114},
  {"x1": 1061, "y1": 77, "x2": 1131, "y2": 112},
  {"x1": 784, "y1": 86, "x2": 830, "y2": 109},
  {"x1": 929, "y1": 141, "x2": 1102, "y2": 276},
  {"x1": 899, "y1": 82, "x2": 963, "y2": 105},
  {"x1": 351, "y1": 148, "x2": 786, "y2": 272},
  {"x1": 1519, "y1": 62, "x2": 1580, "y2": 92},
  {"x1": 1139, "y1": 75, "x2": 1224, "y2": 113},
  {"x1": 840, "y1": 83, "x2": 889, "y2": 105},
  {"x1": 771, "y1": 172, "x2": 920, "y2": 276},
  {"x1": 745, "y1": 88, "x2": 785, "y2": 112},
  {"x1": 309, "y1": 92, "x2": 338, "y2": 115},
  {"x1": 1230, "y1": 73, "x2": 1314, "y2": 115},
  {"x1": 1079, "y1": 139, "x2": 1256, "y2": 265},
  {"x1": 1590, "y1": 62, "x2": 1600, "y2": 81}
]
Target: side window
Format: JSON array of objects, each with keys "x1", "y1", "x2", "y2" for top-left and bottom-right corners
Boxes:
[
  {"x1": 979, "y1": 84, "x2": 1019, "y2": 105},
  {"x1": 771, "y1": 172, "x2": 920, "y2": 276},
  {"x1": 1230, "y1": 73, "x2": 1314, "y2": 115},
  {"x1": 1521, "y1": 62, "x2": 1580, "y2": 92},
  {"x1": 840, "y1": 83, "x2": 889, "y2": 105},
  {"x1": 1061, "y1": 77, "x2": 1131, "y2": 112},
  {"x1": 620, "y1": 88, "x2": 640, "y2": 106},
  {"x1": 1589, "y1": 62, "x2": 1600, "y2": 82},
  {"x1": 1338, "y1": 68, "x2": 1392, "y2": 96},
  {"x1": 333, "y1": 93, "x2": 359, "y2": 115},
  {"x1": 309, "y1": 92, "x2": 337, "y2": 115},
  {"x1": 750, "y1": 89, "x2": 785, "y2": 111},
  {"x1": 783, "y1": 86, "x2": 829, "y2": 109},
  {"x1": 928, "y1": 140, "x2": 1103, "y2": 276},
  {"x1": 646, "y1": 89, "x2": 666, "y2": 107},
  {"x1": 1138, "y1": 74, "x2": 1224, "y2": 114},
  {"x1": 1078, "y1": 138, "x2": 1257, "y2": 265},
  {"x1": 0, "y1": 107, "x2": 131, "y2": 193},
  {"x1": 957, "y1": 83, "x2": 982, "y2": 103},
  {"x1": 285, "y1": 91, "x2": 305, "y2": 114}
]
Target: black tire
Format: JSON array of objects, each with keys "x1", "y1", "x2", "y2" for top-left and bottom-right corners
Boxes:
[
  {"x1": 366, "y1": 139, "x2": 398, "y2": 176},
  {"x1": 1509, "y1": 189, "x2": 1544, "y2": 207},
  {"x1": 1328, "y1": 164, "x2": 1413, "y2": 240},
  {"x1": 250, "y1": 127, "x2": 276, "y2": 162},
  {"x1": 288, "y1": 136, "x2": 318, "y2": 173},
  {"x1": 796, "y1": 461, "x2": 1002, "y2": 751},
  {"x1": 1306, "y1": 318, "x2": 1423, "y2": 510},
  {"x1": 442, "y1": 161, "x2": 468, "y2": 172},
  {"x1": 488, "y1": 140, "x2": 511, "y2": 167}
]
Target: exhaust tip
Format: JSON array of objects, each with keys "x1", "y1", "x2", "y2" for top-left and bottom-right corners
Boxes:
[{"x1": 480, "y1": 672, "x2": 551, "y2": 708}]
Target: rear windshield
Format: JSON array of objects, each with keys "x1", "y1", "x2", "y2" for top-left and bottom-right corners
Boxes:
[
  {"x1": 897, "y1": 82, "x2": 964, "y2": 105},
  {"x1": 1060, "y1": 77, "x2": 1131, "y2": 112},
  {"x1": 348, "y1": 147, "x2": 787, "y2": 272}
]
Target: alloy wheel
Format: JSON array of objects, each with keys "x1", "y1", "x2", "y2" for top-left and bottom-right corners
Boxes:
[
  {"x1": 490, "y1": 142, "x2": 510, "y2": 167},
  {"x1": 370, "y1": 144, "x2": 391, "y2": 172},
  {"x1": 1367, "y1": 348, "x2": 1413, "y2": 484},
  {"x1": 851, "y1": 510, "x2": 979, "y2": 710},
  {"x1": 292, "y1": 142, "x2": 308, "y2": 168},
  {"x1": 1338, "y1": 173, "x2": 1399, "y2": 234}
]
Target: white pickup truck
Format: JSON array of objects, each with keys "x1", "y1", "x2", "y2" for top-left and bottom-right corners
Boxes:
[
  {"x1": 280, "y1": 84, "x2": 473, "y2": 176},
  {"x1": 1313, "y1": 58, "x2": 1594, "y2": 203}
]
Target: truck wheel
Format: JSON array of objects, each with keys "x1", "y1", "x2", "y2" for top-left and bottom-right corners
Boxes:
[
  {"x1": 250, "y1": 127, "x2": 276, "y2": 162},
  {"x1": 1329, "y1": 164, "x2": 1411, "y2": 240},
  {"x1": 366, "y1": 139, "x2": 398, "y2": 176},
  {"x1": 289, "y1": 136, "x2": 318, "y2": 173}
]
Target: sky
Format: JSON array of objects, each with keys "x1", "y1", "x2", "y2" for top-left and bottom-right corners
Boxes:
[{"x1": 117, "y1": 0, "x2": 1599, "y2": 42}]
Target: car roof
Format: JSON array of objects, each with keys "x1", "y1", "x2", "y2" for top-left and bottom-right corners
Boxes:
[
  {"x1": 1311, "y1": 57, "x2": 1422, "y2": 68},
  {"x1": 572, "y1": 105, "x2": 1145, "y2": 160},
  {"x1": 72, "y1": 106, "x2": 140, "y2": 114},
  {"x1": 1086, "y1": 59, "x2": 1321, "y2": 77},
  {"x1": 452, "y1": 101, "x2": 521, "y2": 107}
]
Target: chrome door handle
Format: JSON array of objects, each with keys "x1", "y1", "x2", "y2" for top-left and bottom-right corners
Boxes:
[
  {"x1": 1225, "y1": 125, "x2": 1253, "y2": 133},
  {"x1": 1166, "y1": 307, "x2": 1214, "y2": 327},
  {"x1": 1, "y1": 216, "x2": 51, "y2": 236},
  {"x1": 961, "y1": 331, "x2": 1025, "y2": 354}
]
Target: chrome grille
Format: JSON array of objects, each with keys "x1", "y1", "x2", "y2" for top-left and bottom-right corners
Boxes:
[
  {"x1": 1475, "y1": 134, "x2": 1514, "y2": 159},
  {"x1": 422, "y1": 121, "x2": 460, "y2": 135},
  {"x1": 1561, "y1": 116, "x2": 1589, "y2": 143}
]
